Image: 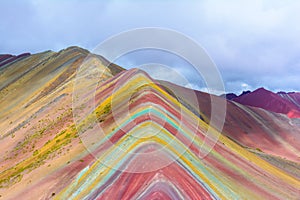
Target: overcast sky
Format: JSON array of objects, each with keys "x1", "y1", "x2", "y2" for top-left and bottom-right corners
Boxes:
[{"x1": 1, "y1": 0, "x2": 299, "y2": 94}]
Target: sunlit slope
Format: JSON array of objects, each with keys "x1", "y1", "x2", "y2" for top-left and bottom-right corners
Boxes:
[
  {"x1": 0, "y1": 47, "x2": 299, "y2": 199},
  {"x1": 58, "y1": 69, "x2": 299, "y2": 199},
  {"x1": 0, "y1": 47, "x2": 122, "y2": 199}
]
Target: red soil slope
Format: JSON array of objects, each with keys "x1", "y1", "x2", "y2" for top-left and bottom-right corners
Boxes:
[{"x1": 233, "y1": 88, "x2": 300, "y2": 118}]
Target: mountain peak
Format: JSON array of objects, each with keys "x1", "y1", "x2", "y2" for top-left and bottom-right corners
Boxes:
[
  {"x1": 253, "y1": 87, "x2": 272, "y2": 93},
  {"x1": 239, "y1": 90, "x2": 251, "y2": 96},
  {"x1": 58, "y1": 46, "x2": 90, "y2": 55}
]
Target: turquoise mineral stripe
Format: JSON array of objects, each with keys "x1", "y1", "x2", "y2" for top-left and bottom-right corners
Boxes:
[
  {"x1": 63, "y1": 129, "x2": 173, "y2": 197},
  {"x1": 91, "y1": 107, "x2": 198, "y2": 164},
  {"x1": 178, "y1": 148, "x2": 238, "y2": 199},
  {"x1": 65, "y1": 122, "x2": 225, "y2": 199},
  {"x1": 65, "y1": 106, "x2": 228, "y2": 198},
  {"x1": 61, "y1": 166, "x2": 90, "y2": 198},
  {"x1": 65, "y1": 110, "x2": 217, "y2": 198},
  {"x1": 91, "y1": 105, "x2": 198, "y2": 151}
]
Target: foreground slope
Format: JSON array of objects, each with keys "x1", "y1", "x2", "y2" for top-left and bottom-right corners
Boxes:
[
  {"x1": 0, "y1": 48, "x2": 299, "y2": 199},
  {"x1": 56, "y1": 69, "x2": 299, "y2": 199}
]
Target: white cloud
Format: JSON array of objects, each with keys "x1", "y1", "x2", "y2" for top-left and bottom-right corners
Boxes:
[{"x1": 1, "y1": 0, "x2": 299, "y2": 93}]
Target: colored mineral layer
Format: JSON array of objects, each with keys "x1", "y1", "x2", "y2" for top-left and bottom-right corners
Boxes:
[{"x1": 0, "y1": 47, "x2": 299, "y2": 199}]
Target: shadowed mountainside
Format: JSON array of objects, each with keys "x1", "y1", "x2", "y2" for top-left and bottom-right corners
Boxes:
[{"x1": 159, "y1": 81, "x2": 300, "y2": 172}]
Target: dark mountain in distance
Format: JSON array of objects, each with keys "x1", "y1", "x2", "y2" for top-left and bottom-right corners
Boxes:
[
  {"x1": 239, "y1": 90, "x2": 251, "y2": 96},
  {"x1": 220, "y1": 93, "x2": 237, "y2": 100}
]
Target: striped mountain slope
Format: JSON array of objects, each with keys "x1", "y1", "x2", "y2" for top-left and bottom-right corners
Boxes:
[{"x1": 0, "y1": 47, "x2": 299, "y2": 199}]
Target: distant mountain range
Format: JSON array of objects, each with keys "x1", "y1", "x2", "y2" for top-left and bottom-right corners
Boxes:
[{"x1": 222, "y1": 88, "x2": 300, "y2": 118}]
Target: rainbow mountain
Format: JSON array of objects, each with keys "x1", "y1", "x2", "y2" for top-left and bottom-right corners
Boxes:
[{"x1": 0, "y1": 47, "x2": 299, "y2": 199}]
